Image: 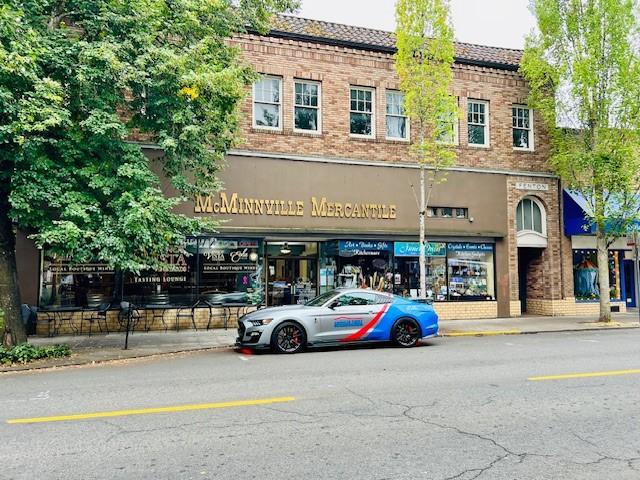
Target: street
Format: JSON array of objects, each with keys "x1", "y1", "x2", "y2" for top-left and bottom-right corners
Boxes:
[{"x1": 2, "y1": 330, "x2": 640, "y2": 480}]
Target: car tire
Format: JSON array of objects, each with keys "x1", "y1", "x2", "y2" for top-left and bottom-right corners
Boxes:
[
  {"x1": 391, "y1": 318, "x2": 421, "y2": 348},
  {"x1": 271, "y1": 321, "x2": 307, "y2": 354}
]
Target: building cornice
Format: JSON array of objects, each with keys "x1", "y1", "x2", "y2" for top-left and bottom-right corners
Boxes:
[{"x1": 131, "y1": 142, "x2": 558, "y2": 180}]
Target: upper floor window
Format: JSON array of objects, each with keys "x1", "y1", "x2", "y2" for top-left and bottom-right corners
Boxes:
[
  {"x1": 350, "y1": 87, "x2": 375, "y2": 137},
  {"x1": 467, "y1": 99, "x2": 489, "y2": 147},
  {"x1": 386, "y1": 91, "x2": 408, "y2": 140},
  {"x1": 294, "y1": 80, "x2": 321, "y2": 133},
  {"x1": 253, "y1": 76, "x2": 282, "y2": 130},
  {"x1": 513, "y1": 106, "x2": 533, "y2": 150},
  {"x1": 436, "y1": 100, "x2": 459, "y2": 145}
]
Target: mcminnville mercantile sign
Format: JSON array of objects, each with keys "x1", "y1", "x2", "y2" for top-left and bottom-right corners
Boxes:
[{"x1": 195, "y1": 192, "x2": 398, "y2": 220}]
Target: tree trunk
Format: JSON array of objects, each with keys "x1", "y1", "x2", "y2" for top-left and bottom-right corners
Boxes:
[
  {"x1": 596, "y1": 228, "x2": 612, "y2": 323},
  {"x1": 419, "y1": 164, "x2": 426, "y2": 299},
  {"x1": 0, "y1": 199, "x2": 26, "y2": 347}
]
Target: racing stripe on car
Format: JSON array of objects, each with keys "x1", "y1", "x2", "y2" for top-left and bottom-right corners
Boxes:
[{"x1": 340, "y1": 303, "x2": 390, "y2": 342}]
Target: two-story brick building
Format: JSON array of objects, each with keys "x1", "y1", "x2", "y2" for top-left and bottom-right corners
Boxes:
[{"x1": 17, "y1": 15, "x2": 633, "y2": 334}]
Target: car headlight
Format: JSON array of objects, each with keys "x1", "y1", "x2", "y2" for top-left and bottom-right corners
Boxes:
[{"x1": 249, "y1": 318, "x2": 274, "y2": 326}]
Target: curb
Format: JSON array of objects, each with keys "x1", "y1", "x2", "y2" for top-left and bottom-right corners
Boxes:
[
  {"x1": 440, "y1": 324, "x2": 639, "y2": 337},
  {"x1": 0, "y1": 344, "x2": 236, "y2": 374}
]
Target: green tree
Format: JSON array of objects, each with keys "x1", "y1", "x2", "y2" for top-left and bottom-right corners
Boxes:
[
  {"x1": 395, "y1": 0, "x2": 459, "y2": 299},
  {"x1": 0, "y1": 0, "x2": 298, "y2": 346},
  {"x1": 521, "y1": 0, "x2": 640, "y2": 322}
]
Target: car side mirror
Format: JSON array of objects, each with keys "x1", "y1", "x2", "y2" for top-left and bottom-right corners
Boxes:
[{"x1": 328, "y1": 301, "x2": 338, "y2": 310}]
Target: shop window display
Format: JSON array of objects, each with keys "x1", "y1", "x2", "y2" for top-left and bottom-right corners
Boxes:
[
  {"x1": 321, "y1": 241, "x2": 393, "y2": 292},
  {"x1": 199, "y1": 238, "x2": 263, "y2": 305},
  {"x1": 393, "y1": 242, "x2": 447, "y2": 299},
  {"x1": 573, "y1": 250, "x2": 621, "y2": 301},
  {"x1": 123, "y1": 248, "x2": 198, "y2": 306},
  {"x1": 447, "y1": 243, "x2": 495, "y2": 300},
  {"x1": 39, "y1": 253, "x2": 116, "y2": 308}
]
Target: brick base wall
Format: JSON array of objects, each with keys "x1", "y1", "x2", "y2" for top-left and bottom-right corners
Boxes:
[
  {"x1": 35, "y1": 306, "x2": 258, "y2": 337},
  {"x1": 434, "y1": 302, "x2": 498, "y2": 320},
  {"x1": 574, "y1": 301, "x2": 627, "y2": 316},
  {"x1": 509, "y1": 300, "x2": 522, "y2": 317}
]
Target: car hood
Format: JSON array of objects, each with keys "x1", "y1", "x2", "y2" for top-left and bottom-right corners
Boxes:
[{"x1": 243, "y1": 304, "x2": 311, "y2": 320}]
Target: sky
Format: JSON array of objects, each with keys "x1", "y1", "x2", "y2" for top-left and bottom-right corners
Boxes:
[{"x1": 295, "y1": 0, "x2": 537, "y2": 49}]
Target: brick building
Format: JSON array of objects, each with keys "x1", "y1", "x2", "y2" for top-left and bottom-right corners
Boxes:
[{"x1": 17, "y1": 15, "x2": 636, "y2": 334}]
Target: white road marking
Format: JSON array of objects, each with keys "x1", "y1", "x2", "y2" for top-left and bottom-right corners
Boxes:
[{"x1": 238, "y1": 356, "x2": 249, "y2": 361}]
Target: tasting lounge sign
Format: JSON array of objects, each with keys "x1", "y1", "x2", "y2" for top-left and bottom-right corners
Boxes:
[{"x1": 194, "y1": 192, "x2": 397, "y2": 220}]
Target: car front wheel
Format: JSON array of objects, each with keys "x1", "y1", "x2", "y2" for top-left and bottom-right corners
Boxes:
[
  {"x1": 271, "y1": 321, "x2": 306, "y2": 354},
  {"x1": 392, "y1": 318, "x2": 421, "y2": 347}
]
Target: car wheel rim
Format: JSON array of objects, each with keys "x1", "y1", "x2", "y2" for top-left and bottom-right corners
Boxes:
[
  {"x1": 396, "y1": 321, "x2": 418, "y2": 346},
  {"x1": 277, "y1": 325, "x2": 302, "y2": 352}
]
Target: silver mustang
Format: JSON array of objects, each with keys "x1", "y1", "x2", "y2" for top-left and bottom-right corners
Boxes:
[{"x1": 236, "y1": 288, "x2": 439, "y2": 353}]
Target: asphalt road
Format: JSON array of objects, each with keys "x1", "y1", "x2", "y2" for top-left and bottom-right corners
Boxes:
[{"x1": 2, "y1": 330, "x2": 640, "y2": 480}]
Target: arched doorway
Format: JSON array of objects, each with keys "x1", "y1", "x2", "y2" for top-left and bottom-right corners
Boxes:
[{"x1": 516, "y1": 197, "x2": 547, "y2": 313}]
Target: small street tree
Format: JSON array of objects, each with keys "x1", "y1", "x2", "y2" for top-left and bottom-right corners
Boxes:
[
  {"x1": 395, "y1": 0, "x2": 459, "y2": 299},
  {"x1": 0, "y1": 0, "x2": 298, "y2": 346},
  {"x1": 521, "y1": 0, "x2": 640, "y2": 322}
]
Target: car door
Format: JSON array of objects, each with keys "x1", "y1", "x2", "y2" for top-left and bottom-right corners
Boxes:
[{"x1": 314, "y1": 292, "x2": 377, "y2": 343}]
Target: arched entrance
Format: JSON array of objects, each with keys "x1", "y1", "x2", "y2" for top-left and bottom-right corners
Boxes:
[{"x1": 516, "y1": 197, "x2": 547, "y2": 313}]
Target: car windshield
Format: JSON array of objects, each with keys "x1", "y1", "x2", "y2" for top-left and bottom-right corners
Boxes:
[{"x1": 305, "y1": 290, "x2": 339, "y2": 307}]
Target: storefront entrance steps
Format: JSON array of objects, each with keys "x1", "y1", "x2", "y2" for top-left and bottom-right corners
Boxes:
[{"x1": 2, "y1": 312, "x2": 638, "y2": 372}]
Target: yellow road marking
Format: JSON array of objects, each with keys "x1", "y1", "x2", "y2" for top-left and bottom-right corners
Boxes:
[
  {"x1": 7, "y1": 396, "x2": 296, "y2": 425},
  {"x1": 444, "y1": 330, "x2": 521, "y2": 337},
  {"x1": 529, "y1": 369, "x2": 640, "y2": 381}
]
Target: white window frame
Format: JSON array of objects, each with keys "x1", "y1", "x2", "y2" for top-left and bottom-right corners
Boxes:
[
  {"x1": 385, "y1": 90, "x2": 409, "y2": 141},
  {"x1": 516, "y1": 196, "x2": 547, "y2": 248},
  {"x1": 512, "y1": 105, "x2": 534, "y2": 151},
  {"x1": 252, "y1": 75, "x2": 283, "y2": 131},
  {"x1": 349, "y1": 86, "x2": 376, "y2": 139},
  {"x1": 467, "y1": 99, "x2": 490, "y2": 148},
  {"x1": 293, "y1": 79, "x2": 322, "y2": 134}
]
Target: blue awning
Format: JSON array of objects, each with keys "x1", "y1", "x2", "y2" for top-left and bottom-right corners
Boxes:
[{"x1": 563, "y1": 189, "x2": 640, "y2": 236}]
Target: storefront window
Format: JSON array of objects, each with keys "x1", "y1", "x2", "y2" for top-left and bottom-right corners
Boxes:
[
  {"x1": 123, "y1": 248, "x2": 198, "y2": 306},
  {"x1": 39, "y1": 253, "x2": 116, "y2": 308},
  {"x1": 393, "y1": 242, "x2": 447, "y2": 299},
  {"x1": 447, "y1": 243, "x2": 496, "y2": 300},
  {"x1": 322, "y1": 240, "x2": 393, "y2": 292},
  {"x1": 198, "y1": 238, "x2": 263, "y2": 305},
  {"x1": 573, "y1": 250, "x2": 621, "y2": 301}
]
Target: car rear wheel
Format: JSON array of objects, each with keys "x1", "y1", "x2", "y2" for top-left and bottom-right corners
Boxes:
[
  {"x1": 271, "y1": 321, "x2": 306, "y2": 354},
  {"x1": 392, "y1": 318, "x2": 421, "y2": 347}
]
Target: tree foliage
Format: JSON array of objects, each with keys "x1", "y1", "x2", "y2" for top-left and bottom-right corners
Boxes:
[
  {"x1": 395, "y1": 0, "x2": 458, "y2": 299},
  {"x1": 521, "y1": 0, "x2": 640, "y2": 320},
  {"x1": 0, "y1": 0, "x2": 298, "y2": 273},
  {"x1": 395, "y1": 0, "x2": 458, "y2": 167}
]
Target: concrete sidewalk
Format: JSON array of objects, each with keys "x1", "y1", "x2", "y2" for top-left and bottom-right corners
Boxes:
[{"x1": 2, "y1": 312, "x2": 638, "y2": 372}]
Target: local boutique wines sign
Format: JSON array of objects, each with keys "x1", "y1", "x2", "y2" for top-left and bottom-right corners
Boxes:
[{"x1": 194, "y1": 192, "x2": 397, "y2": 220}]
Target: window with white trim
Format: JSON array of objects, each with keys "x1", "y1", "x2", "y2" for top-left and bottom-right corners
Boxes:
[
  {"x1": 512, "y1": 106, "x2": 533, "y2": 150},
  {"x1": 294, "y1": 80, "x2": 320, "y2": 132},
  {"x1": 253, "y1": 76, "x2": 282, "y2": 129},
  {"x1": 516, "y1": 198, "x2": 543, "y2": 234},
  {"x1": 467, "y1": 99, "x2": 489, "y2": 147},
  {"x1": 386, "y1": 90, "x2": 408, "y2": 140},
  {"x1": 350, "y1": 87, "x2": 375, "y2": 137}
]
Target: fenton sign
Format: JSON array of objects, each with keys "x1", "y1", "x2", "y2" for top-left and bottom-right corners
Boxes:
[{"x1": 194, "y1": 192, "x2": 397, "y2": 220}]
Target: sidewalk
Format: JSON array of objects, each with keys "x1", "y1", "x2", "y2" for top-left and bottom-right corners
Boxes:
[{"x1": 2, "y1": 312, "x2": 638, "y2": 372}]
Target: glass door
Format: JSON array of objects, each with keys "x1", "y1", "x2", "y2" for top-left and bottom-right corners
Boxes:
[{"x1": 267, "y1": 257, "x2": 317, "y2": 306}]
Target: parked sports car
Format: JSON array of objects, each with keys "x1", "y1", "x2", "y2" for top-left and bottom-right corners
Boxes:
[{"x1": 236, "y1": 288, "x2": 439, "y2": 353}]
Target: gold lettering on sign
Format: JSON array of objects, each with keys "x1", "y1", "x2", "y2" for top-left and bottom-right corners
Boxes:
[{"x1": 195, "y1": 193, "x2": 397, "y2": 220}]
